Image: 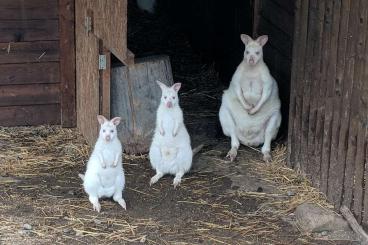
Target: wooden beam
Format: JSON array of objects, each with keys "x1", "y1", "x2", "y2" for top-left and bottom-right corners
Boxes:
[{"x1": 59, "y1": 0, "x2": 76, "y2": 127}]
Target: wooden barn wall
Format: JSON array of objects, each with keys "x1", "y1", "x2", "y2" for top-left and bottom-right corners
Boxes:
[
  {"x1": 0, "y1": 0, "x2": 76, "y2": 127},
  {"x1": 288, "y1": 0, "x2": 368, "y2": 227},
  {"x1": 253, "y1": 0, "x2": 295, "y2": 134}
]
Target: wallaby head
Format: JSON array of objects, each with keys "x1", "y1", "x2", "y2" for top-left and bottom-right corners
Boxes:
[
  {"x1": 97, "y1": 115, "x2": 121, "y2": 143},
  {"x1": 156, "y1": 80, "x2": 181, "y2": 109},
  {"x1": 240, "y1": 34, "x2": 268, "y2": 66}
]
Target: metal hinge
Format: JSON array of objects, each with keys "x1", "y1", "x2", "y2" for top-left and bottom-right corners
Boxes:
[
  {"x1": 85, "y1": 16, "x2": 92, "y2": 33},
  {"x1": 99, "y1": 55, "x2": 106, "y2": 70}
]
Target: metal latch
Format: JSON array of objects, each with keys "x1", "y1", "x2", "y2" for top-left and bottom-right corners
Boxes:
[
  {"x1": 99, "y1": 55, "x2": 107, "y2": 70},
  {"x1": 85, "y1": 16, "x2": 92, "y2": 33}
]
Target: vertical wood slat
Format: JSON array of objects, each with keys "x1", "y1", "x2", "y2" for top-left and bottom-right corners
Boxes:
[
  {"x1": 289, "y1": 0, "x2": 310, "y2": 171},
  {"x1": 351, "y1": 0, "x2": 368, "y2": 223},
  {"x1": 287, "y1": 0, "x2": 302, "y2": 168},
  {"x1": 59, "y1": 0, "x2": 76, "y2": 127},
  {"x1": 306, "y1": 0, "x2": 325, "y2": 188}
]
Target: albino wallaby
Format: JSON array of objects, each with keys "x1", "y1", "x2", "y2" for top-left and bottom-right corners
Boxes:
[
  {"x1": 149, "y1": 81, "x2": 193, "y2": 188},
  {"x1": 78, "y1": 115, "x2": 126, "y2": 212},
  {"x1": 219, "y1": 34, "x2": 281, "y2": 163}
]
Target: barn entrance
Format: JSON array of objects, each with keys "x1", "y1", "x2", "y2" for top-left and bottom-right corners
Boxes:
[{"x1": 111, "y1": 0, "x2": 294, "y2": 151}]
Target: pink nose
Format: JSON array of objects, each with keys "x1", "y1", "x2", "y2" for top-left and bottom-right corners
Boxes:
[
  {"x1": 105, "y1": 135, "x2": 111, "y2": 141},
  {"x1": 166, "y1": 101, "x2": 173, "y2": 108}
]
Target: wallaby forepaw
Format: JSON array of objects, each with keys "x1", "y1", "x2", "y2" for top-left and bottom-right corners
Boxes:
[
  {"x1": 226, "y1": 149, "x2": 237, "y2": 162},
  {"x1": 248, "y1": 108, "x2": 258, "y2": 115},
  {"x1": 159, "y1": 129, "x2": 165, "y2": 136},
  {"x1": 263, "y1": 152, "x2": 272, "y2": 163},
  {"x1": 150, "y1": 176, "x2": 159, "y2": 186}
]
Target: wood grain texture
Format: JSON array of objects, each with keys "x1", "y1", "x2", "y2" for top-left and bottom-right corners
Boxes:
[
  {"x1": 0, "y1": 20, "x2": 59, "y2": 42},
  {"x1": 111, "y1": 55, "x2": 173, "y2": 154},
  {"x1": 88, "y1": 0, "x2": 132, "y2": 65},
  {"x1": 0, "y1": 41, "x2": 59, "y2": 64},
  {"x1": 0, "y1": 62, "x2": 59, "y2": 85},
  {"x1": 75, "y1": 0, "x2": 100, "y2": 144},
  {"x1": 0, "y1": 104, "x2": 60, "y2": 126},
  {"x1": 0, "y1": 0, "x2": 58, "y2": 20},
  {"x1": 59, "y1": 0, "x2": 76, "y2": 127},
  {"x1": 0, "y1": 83, "x2": 60, "y2": 106}
]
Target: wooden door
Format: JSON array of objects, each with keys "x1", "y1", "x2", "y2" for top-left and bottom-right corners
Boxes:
[{"x1": 75, "y1": 0, "x2": 133, "y2": 144}]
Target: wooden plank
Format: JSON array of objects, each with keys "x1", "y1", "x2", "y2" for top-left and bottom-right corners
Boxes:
[
  {"x1": 75, "y1": 0, "x2": 100, "y2": 144},
  {"x1": 59, "y1": 0, "x2": 76, "y2": 128},
  {"x1": 0, "y1": 0, "x2": 58, "y2": 20},
  {"x1": 0, "y1": 104, "x2": 60, "y2": 126},
  {"x1": 270, "y1": 0, "x2": 296, "y2": 15},
  {"x1": 300, "y1": 0, "x2": 318, "y2": 176},
  {"x1": 337, "y1": 0, "x2": 359, "y2": 209},
  {"x1": 350, "y1": 0, "x2": 368, "y2": 222},
  {"x1": 305, "y1": 0, "x2": 325, "y2": 188},
  {"x1": 327, "y1": 0, "x2": 349, "y2": 208},
  {"x1": 0, "y1": 20, "x2": 59, "y2": 42},
  {"x1": 88, "y1": 0, "x2": 132, "y2": 65},
  {"x1": 291, "y1": 0, "x2": 310, "y2": 171},
  {"x1": 0, "y1": 41, "x2": 59, "y2": 64},
  {"x1": 318, "y1": 0, "x2": 334, "y2": 194},
  {"x1": 99, "y1": 44, "x2": 111, "y2": 119},
  {"x1": 287, "y1": 0, "x2": 302, "y2": 167},
  {"x1": 0, "y1": 62, "x2": 59, "y2": 85},
  {"x1": 0, "y1": 83, "x2": 60, "y2": 106},
  {"x1": 260, "y1": 0, "x2": 295, "y2": 37},
  {"x1": 324, "y1": 0, "x2": 346, "y2": 208}
]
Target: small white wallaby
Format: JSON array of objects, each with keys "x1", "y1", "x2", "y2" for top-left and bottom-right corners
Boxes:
[
  {"x1": 78, "y1": 115, "x2": 126, "y2": 212},
  {"x1": 219, "y1": 34, "x2": 281, "y2": 163},
  {"x1": 149, "y1": 81, "x2": 193, "y2": 188}
]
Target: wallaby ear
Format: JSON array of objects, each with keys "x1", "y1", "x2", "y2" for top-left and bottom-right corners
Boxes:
[
  {"x1": 111, "y1": 117, "x2": 121, "y2": 126},
  {"x1": 97, "y1": 115, "x2": 107, "y2": 125},
  {"x1": 256, "y1": 35, "x2": 268, "y2": 46},
  {"x1": 172, "y1": 83, "x2": 181, "y2": 92},
  {"x1": 156, "y1": 80, "x2": 167, "y2": 91},
  {"x1": 240, "y1": 34, "x2": 252, "y2": 45}
]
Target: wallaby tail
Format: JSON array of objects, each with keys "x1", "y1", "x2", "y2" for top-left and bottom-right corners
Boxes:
[
  {"x1": 192, "y1": 144, "x2": 204, "y2": 156},
  {"x1": 78, "y1": 173, "x2": 85, "y2": 181}
]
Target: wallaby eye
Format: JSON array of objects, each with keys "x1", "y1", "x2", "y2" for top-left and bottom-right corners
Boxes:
[
  {"x1": 246, "y1": 51, "x2": 249, "y2": 54},
  {"x1": 172, "y1": 96, "x2": 175, "y2": 99},
  {"x1": 256, "y1": 51, "x2": 260, "y2": 55},
  {"x1": 164, "y1": 96, "x2": 167, "y2": 99},
  {"x1": 110, "y1": 130, "x2": 114, "y2": 133},
  {"x1": 103, "y1": 129, "x2": 106, "y2": 133}
]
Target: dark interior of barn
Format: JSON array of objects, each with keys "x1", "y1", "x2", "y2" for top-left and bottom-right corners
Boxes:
[{"x1": 112, "y1": 0, "x2": 293, "y2": 148}]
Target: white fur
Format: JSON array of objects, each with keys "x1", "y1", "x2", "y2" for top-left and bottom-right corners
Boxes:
[
  {"x1": 137, "y1": 0, "x2": 156, "y2": 14},
  {"x1": 219, "y1": 34, "x2": 281, "y2": 162},
  {"x1": 79, "y1": 115, "x2": 126, "y2": 212},
  {"x1": 149, "y1": 81, "x2": 192, "y2": 188}
]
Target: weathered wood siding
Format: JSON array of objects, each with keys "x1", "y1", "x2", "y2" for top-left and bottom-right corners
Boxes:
[
  {"x1": 288, "y1": 0, "x2": 368, "y2": 228},
  {"x1": 0, "y1": 0, "x2": 76, "y2": 127},
  {"x1": 253, "y1": 0, "x2": 295, "y2": 134}
]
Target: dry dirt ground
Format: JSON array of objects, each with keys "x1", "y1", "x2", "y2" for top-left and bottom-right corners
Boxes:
[{"x1": 0, "y1": 125, "x2": 359, "y2": 245}]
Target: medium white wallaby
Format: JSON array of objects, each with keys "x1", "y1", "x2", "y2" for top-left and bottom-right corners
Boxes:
[
  {"x1": 219, "y1": 34, "x2": 281, "y2": 163},
  {"x1": 137, "y1": 0, "x2": 156, "y2": 14},
  {"x1": 149, "y1": 81, "x2": 193, "y2": 188},
  {"x1": 78, "y1": 115, "x2": 126, "y2": 212}
]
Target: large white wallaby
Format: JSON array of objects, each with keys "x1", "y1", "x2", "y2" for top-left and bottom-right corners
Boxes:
[
  {"x1": 79, "y1": 115, "x2": 126, "y2": 212},
  {"x1": 149, "y1": 81, "x2": 193, "y2": 188},
  {"x1": 219, "y1": 34, "x2": 281, "y2": 163}
]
